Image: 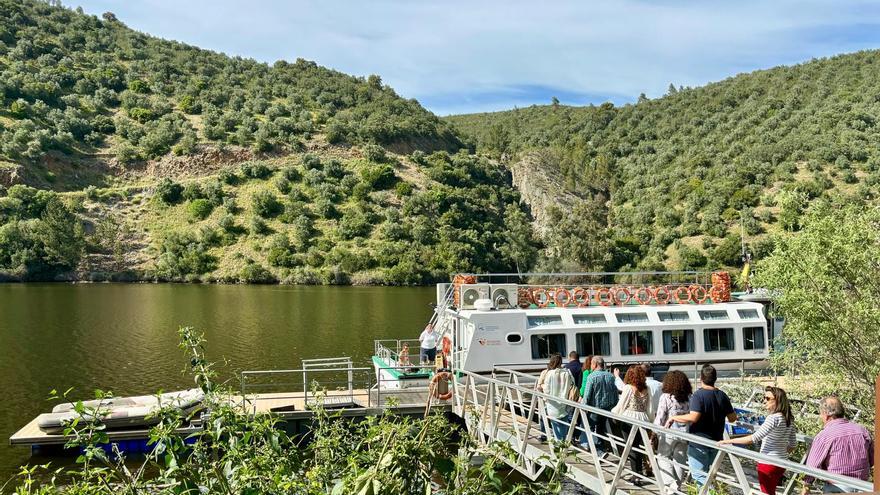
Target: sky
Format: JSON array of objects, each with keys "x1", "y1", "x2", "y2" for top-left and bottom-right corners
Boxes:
[{"x1": 69, "y1": 1, "x2": 880, "y2": 116}]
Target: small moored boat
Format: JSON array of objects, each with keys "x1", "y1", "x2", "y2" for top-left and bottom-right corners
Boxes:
[{"x1": 36, "y1": 389, "x2": 205, "y2": 434}]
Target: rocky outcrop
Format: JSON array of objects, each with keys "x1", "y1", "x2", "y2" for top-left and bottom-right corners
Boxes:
[
  {"x1": 0, "y1": 163, "x2": 22, "y2": 187},
  {"x1": 507, "y1": 151, "x2": 589, "y2": 237}
]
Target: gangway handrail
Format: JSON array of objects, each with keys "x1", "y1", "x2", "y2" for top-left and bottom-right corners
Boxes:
[{"x1": 453, "y1": 367, "x2": 872, "y2": 494}]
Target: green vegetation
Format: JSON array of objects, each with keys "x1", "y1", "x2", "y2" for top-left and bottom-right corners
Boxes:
[
  {"x1": 755, "y1": 202, "x2": 880, "y2": 419},
  {"x1": 0, "y1": 0, "x2": 459, "y2": 179},
  {"x1": 447, "y1": 51, "x2": 880, "y2": 271},
  {"x1": 0, "y1": 185, "x2": 84, "y2": 279},
  {"x1": 6, "y1": 327, "x2": 561, "y2": 494},
  {"x1": 4, "y1": 0, "x2": 880, "y2": 283}
]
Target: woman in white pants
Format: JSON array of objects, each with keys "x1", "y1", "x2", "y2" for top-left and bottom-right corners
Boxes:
[{"x1": 653, "y1": 370, "x2": 692, "y2": 492}]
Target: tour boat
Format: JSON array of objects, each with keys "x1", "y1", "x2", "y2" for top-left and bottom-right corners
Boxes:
[{"x1": 373, "y1": 271, "x2": 772, "y2": 388}]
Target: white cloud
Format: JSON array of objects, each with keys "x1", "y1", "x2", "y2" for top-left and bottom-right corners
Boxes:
[{"x1": 71, "y1": 0, "x2": 880, "y2": 114}]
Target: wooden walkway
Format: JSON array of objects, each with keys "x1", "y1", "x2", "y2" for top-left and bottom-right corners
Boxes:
[{"x1": 9, "y1": 387, "x2": 452, "y2": 449}]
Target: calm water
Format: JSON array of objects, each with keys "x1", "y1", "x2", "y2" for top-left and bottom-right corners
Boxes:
[{"x1": 0, "y1": 284, "x2": 434, "y2": 483}]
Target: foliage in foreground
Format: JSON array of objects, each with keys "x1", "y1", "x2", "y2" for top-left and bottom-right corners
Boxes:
[
  {"x1": 3, "y1": 327, "x2": 558, "y2": 494},
  {"x1": 755, "y1": 203, "x2": 880, "y2": 422}
]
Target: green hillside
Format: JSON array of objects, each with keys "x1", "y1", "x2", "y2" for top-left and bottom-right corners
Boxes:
[
  {"x1": 0, "y1": 0, "x2": 537, "y2": 283},
  {"x1": 446, "y1": 51, "x2": 880, "y2": 271}
]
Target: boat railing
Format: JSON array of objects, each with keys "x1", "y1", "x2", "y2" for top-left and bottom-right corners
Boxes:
[
  {"x1": 240, "y1": 357, "x2": 374, "y2": 413},
  {"x1": 457, "y1": 270, "x2": 715, "y2": 286},
  {"x1": 452, "y1": 366, "x2": 872, "y2": 495},
  {"x1": 374, "y1": 339, "x2": 423, "y2": 366}
]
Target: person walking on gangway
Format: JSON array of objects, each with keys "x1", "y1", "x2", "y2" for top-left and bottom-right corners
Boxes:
[
  {"x1": 654, "y1": 370, "x2": 692, "y2": 493},
  {"x1": 581, "y1": 356, "x2": 618, "y2": 456},
  {"x1": 801, "y1": 397, "x2": 873, "y2": 494},
  {"x1": 666, "y1": 364, "x2": 737, "y2": 488}
]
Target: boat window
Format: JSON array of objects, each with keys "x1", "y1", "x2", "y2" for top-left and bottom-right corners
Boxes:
[
  {"x1": 573, "y1": 314, "x2": 607, "y2": 325},
  {"x1": 619, "y1": 331, "x2": 653, "y2": 355},
  {"x1": 527, "y1": 315, "x2": 563, "y2": 328},
  {"x1": 743, "y1": 326, "x2": 765, "y2": 350},
  {"x1": 662, "y1": 329, "x2": 695, "y2": 354},
  {"x1": 616, "y1": 313, "x2": 649, "y2": 323},
  {"x1": 698, "y1": 310, "x2": 729, "y2": 321},
  {"x1": 576, "y1": 332, "x2": 611, "y2": 356},
  {"x1": 506, "y1": 333, "x2": 523, "y2": 344},
  {"x1": 658, "y1": 311, "x2": 690, "y2": 322},
  {"x1": 530, "y1": 334, "x2": 567, "y2": 359},
  {"x1": 737, "y1": 309, "x2": 761, "y2": 320},
  {"x1": 703, "y1": 328, "x2": 735, "y2": 352}
]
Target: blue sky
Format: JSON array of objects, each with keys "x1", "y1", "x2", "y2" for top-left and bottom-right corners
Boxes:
[{"x1": 70, "y1": 1, "x2": 880, "y2": 116}]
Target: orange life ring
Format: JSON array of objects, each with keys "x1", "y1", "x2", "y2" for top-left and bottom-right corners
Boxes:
[
  {"x1": 518, "y1": 287, "x2": 533, "y2": 309},
  {"x1": 554, "y1": 288, "x2": 572, "y2": 307},
  {"x1": 654, "y1": 286, "x2": 671, "y2": 305},
  {"x1": 532, "y1": 288, "x2": 551, "y2": 308},
  {"x1": 572, "y1": 287, "x2": 590, "y2": 307},
  {"x1": 672, "y1": 286, "x2": 692, "y2": 304},
  {"x1": 431, "y1": 371, "x2": 453, "y2": 400},
  {"x1": 441, "y1": 336, "x2": 452, "y2": 356},
  {"x1": 611, "y1": 287, "x2": 631, "y2": 306},
  {"x1": 633, "y1": 286, "x2": 654, "y2": 305},
  {"x1": 689, "y1": 285, "x2": 709, "y2": 304},
  {"x1": 595, "y1": 287, "x2": 613, "y2": 306}
]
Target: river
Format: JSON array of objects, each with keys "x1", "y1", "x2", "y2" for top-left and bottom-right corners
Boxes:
[{"x1": 0, "y1": 283, "x2": 435, "y2": 483}]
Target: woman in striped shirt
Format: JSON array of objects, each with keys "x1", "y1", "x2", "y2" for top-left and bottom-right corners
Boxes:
[{"x1": 718, "y1": 386, "x2": 797, "y2": 494}]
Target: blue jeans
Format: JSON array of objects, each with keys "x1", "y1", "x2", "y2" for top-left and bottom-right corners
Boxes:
[
  {"x1": 688, "y1": 443, "x2": 718, "y2": 487},
  {"x1": 823, "y1": 483, "x2": 859, "y2": 493},
  {"x1": 588, "y1": 411, "x2": 609, "y2": 453},
  {"x1": 550, "y1": 413, "x2": 571, "y2": 441}
]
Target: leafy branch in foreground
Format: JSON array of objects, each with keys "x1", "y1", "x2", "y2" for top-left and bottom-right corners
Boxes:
[{"x1": 8, "y1": 326, "x2": 560, "y2": 494}]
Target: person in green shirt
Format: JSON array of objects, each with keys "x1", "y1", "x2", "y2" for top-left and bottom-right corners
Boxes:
[{"x1": 579, "y1": 355, "x2": 594, "y2": 397}]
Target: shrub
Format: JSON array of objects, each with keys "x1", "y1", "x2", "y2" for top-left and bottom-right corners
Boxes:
[
  {"x1": 238, "y1": 260, "x2": 276, "y2": 283},
  {"x1": 360, "y1": 164, "x2": 397, "y2": 190},
  {"x1": 362, "y1": 143, "x2": 387, "y2": 163},
  {"x1": 302, "y1": 153, "x2": 322, "y2": 170},
  {"x1": 274, "y1": 176, "x2": 291, "y2": 194},
  {"x1": 218, "y1": 167, "x2": 239, "y2": 185},
  {"x1": 182, "y1": 183, "x2": 204, "y2": 201},
  {"x1": 281, "y1": 166, "x2": 301, "y2": 182},
  {"x1": 188, "y1": 199, "x2": 214, "y2": 220},
  {"x1": 252, "y1": 190, "x2": 282, "y2": 218},
  {"x1": 395, "y1": 181, "x2": 413, "y2": 197},
  {"x1": 248, "y1": 215, "x2": 271, "y2": 235},
  {"x1": 154, "y1": 231, "x2": 215, "y2": 280},
  {"x1": 155, "y1": 178, "x2": 183, "y2": 204},
  {"x1": 240, "y1": 161, "x2": 272, "y2": 180}
]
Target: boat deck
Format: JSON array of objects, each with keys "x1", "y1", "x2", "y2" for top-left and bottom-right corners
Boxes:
[{"x1": 9, "y1": 387, "x2": 450, "y2": 448}]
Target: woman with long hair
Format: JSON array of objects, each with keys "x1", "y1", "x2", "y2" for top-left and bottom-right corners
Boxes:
[
  {"x1": 653, "y1": 370, "x2": 693, "y2": 492},
  {"x1": 538, "y1": 353, "x2": 575, "y2": 441},
  {"x1": 718, "y1": 386, "x2": 797, "y2": 494},
  {"x1": 612, "y1": 366, "x2": 654, "y2": 483}
]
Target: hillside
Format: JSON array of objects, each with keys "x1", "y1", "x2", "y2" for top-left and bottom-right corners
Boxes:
[
  {"x1": 0, "y1": 0, "x2": 538, "y2": 283},
  {"x1": 446, "y1": 51, "x2": 880, "y2": 271}
]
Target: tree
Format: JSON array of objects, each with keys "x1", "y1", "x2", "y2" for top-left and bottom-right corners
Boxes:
[
  {"x1": 499, "y1": 204, "x2": 539, "y2": 273},
  {"x1": 754, "y1": 203, "x2": 880, "y2": 418}
]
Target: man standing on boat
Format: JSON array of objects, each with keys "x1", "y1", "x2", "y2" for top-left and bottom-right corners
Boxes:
[{"x1": 418, "y1": 323, "x2": 438, "y2": 364}]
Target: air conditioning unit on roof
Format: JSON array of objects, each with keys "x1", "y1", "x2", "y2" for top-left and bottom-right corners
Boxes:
[
  {"x1": 490, "y1": 284, "x2": 518, "y2": 309},
  {"x1": 458, "y1": 284, "x2": 490, "y2": 310}
]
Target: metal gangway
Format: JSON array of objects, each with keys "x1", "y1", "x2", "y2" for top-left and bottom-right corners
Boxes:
[{"x1": 449, "y1": 366, "x2": 873, "y2": 495}]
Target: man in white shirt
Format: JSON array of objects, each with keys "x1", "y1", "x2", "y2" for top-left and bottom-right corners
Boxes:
[
  {"x1": 614, "y1": 363, "x2": 662, "y2": 412},
  {"x1": 418, "y1": 323, "x2": 438, "y2": 364}
]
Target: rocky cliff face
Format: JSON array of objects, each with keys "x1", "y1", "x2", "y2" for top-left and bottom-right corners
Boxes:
[{"x1": 507, "y1": 150, "x2": 591, "y2": 237}]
